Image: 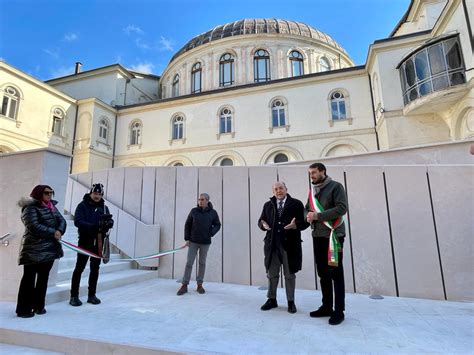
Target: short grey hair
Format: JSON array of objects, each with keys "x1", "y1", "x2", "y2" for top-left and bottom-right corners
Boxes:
[
  {"x1": 200, "y1": 193, "x2": 210, "y2": 201},
  {"x1": 272, "y1": 181, "x2": 287, "y2": 190}
]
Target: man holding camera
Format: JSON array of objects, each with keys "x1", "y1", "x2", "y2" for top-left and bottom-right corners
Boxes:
[{"x1": 70, "y1": 183, "x2": 114, "y2": 307}]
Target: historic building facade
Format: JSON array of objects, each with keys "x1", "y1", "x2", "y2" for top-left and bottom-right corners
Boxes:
[{"x1": 0, "y1": 0, "x2": 472, "y2": 172}]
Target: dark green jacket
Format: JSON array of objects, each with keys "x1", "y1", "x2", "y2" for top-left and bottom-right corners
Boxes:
[{"x1": 305, "y1": 177, "x2": 347, "y2": 238}]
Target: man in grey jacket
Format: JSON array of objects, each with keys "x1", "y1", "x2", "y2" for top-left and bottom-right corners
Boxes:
[
  {"x1": 177, "y1": 193, "x2": 221, "y2": 296},
  {"x1": 305, "y1": 162, "x2": 347, "y2": 325}
]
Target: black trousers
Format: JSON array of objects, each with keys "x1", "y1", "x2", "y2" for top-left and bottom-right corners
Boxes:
[
  {"x1": 313, "y1": 236, "x2": 345, "y2": 313},
  {"x1": 16, "y1": 260, "x2": 54, "y2": 315},
  {"x1": 70, "y1": 238, "x2": 101, "y2": 297}
]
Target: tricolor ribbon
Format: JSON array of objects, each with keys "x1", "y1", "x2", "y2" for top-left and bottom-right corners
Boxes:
[
  {"x1": 308, "y1": 189, "x2": 343, "y2": 267},
  {"x1": 60, "y1": 240, "x2": 187, "y2": 262}
]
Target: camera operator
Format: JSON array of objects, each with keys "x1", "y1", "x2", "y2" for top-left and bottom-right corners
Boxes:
[{"x1": 69, "y1": 183, "x2": 113, "y2": 307}]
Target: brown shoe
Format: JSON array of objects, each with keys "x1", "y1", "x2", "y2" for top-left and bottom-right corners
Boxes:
[
  {"x1": 177, "y1": 284, "x2": 188, "y2": 296},
  {"x1": 197, "y1": 284, "x2": 205, "y2": 294}
]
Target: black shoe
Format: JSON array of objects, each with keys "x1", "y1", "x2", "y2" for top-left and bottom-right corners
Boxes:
[
  {"x1": 260, "y1": 298, "x2": 278, "y2": 311},
  {"x1": 69, "y1": 297, "x2": 82, "y2": 307},
  {"x1": 87, "y1": 295, "x2": 101, "y2": 305},
  {"x1": 309, "y1": 306, "x2": 333, "y2": 318},
  {"x1": 287, "y1": 301, "x2": 297, "y2": 314},
  {"x1": 329, "y1": 311, "x2": 345, "y2": 325},
  {"x1": 197, "y1": 284, "x2": 205, "y2": 294},
  {"x1": 17, "y1": 312, "x2": 35, "y2": 318},
  {"x1": 177, "y1": 284, "x2": 188, "y2": 296},
  {"x1": 35, "y1": 308, "x2": 47, "y2": 315}
]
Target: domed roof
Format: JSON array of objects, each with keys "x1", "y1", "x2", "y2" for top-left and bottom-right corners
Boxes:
[{"x1": 170, "y1": 18, "x2": 348, "y2": 63}]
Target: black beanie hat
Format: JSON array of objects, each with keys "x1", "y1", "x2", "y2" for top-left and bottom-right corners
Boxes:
[{"x1": 90, "y1": 183, "x2": 104, "y2": 194}]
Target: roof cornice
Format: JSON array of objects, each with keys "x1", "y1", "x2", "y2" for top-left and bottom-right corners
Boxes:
[
  {"x1": 45, "y1": 64, "x2": 135, "y2": 85},
  {"x1": 77, "y1": 97, "x2": 117, "y2": 113},
  {"x1": 118, "y1": 66, "x2": 366, "y2": 115},
  {"x1": 0, "y1": 61, "x2": 76, "y2": 104}
]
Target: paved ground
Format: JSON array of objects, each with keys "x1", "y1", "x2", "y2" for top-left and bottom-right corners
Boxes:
[{"x1": 1, "y1": 278, "x2": 473, "y2": 354}]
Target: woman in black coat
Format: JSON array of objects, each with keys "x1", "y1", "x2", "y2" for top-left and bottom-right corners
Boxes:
[{"x1": 16, "y1": 185, "x2": 66, "y2": 318}]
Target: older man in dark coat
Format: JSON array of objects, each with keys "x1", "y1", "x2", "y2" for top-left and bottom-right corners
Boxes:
[{"x1": 258, "y1": 181, "x2": 309, "y2": 314}]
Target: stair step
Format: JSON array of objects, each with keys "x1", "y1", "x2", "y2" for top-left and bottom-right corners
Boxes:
[
  {"x1": 46, "y1": 269, "x2": 158, "y2": 304},
  {"x1": 59, "y1": 253, "x2": 123, "y2": 268},
  {"x1": 56, "y1": 260, "x2": 133, "y2": 282}
]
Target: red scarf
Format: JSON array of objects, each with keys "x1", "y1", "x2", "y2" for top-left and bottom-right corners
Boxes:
[{"x1": 42, "y1": 200, "x2": 56, "y2": 212}]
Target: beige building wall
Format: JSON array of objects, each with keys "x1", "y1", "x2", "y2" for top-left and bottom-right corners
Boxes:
[
  {"x1": 115, "y1": 69, "x2": 376, "y2": 167},
  {"x1": 0, "y1": 149, "x2": 70, "y2": 301},
  {"x1": 0, "y1": 62, "x2": 76, "y2": 155}
]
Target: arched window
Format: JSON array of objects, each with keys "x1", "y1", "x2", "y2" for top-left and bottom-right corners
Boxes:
[
  {"x1": 220, "y1": 158, "x2": 233, "y2": 166},
  {"x1": 130, "y1": 121, "x2": 142, "y2": 145},
  {"x1": 271, "y1": 99, "x2": 286, "y2": 127},
  {"x1": 172, "y1": 74, "x2": 180, "y2": 97},
  {"x1": 173, "y1": 162, "x2": 184, "y2": 167},
  {"x1": 290, "y1": 50, "x2": 304, "y2": 77},
  {"x1": 219, "y1": 53, "x2": 234, "y2": 87},
  {"x1": 219, "y1": 107, "x2": 232, "y2": 134},
  {"x1": 98, "y1": 118, "x2": 109, "y2": 141},
  {"x1": 191, "y1": 62, "x2": 202, "y2": 94},
  {"x1": 274, "y1": 153, "x2": 289, "y2": 163},
  {"x1": 254, "y1": 49, "x2": 270, "y2": 82},
  {"x1": 172, "y1": 115, "x2": 184, "y2": 140},
  {"x1": 1, "y1": 86, "x2": 20, "y2": 119},
  {"x1": 51, "y1": 108, "x2": 65, "y2": 136},
  {"x1": 330, "y1": 91, "x2": 346, "y2": 120},
  {"x1": 320, "y1": 57, "x2": 331, "y2": 72}
]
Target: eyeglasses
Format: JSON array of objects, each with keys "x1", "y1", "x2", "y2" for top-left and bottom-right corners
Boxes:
[
  {"x1": 198, "y1": 198, "x2": 207, "y2": 201},
  {"x1": 43, "y1": 191, "x2": 54, "y2": 196}
]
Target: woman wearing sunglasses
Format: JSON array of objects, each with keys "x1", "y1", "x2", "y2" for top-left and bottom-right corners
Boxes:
[{"x1": 16, "y1": 185, "x2": 66, "y2": 318}]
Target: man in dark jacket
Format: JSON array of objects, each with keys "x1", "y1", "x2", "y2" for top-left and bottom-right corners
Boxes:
[
  {"x1": 305, "y1": 162, "x2": 347, "y2": 325},
  {"x1": 69, "y1": 183, "x2": 113, "y2": 307},
  {"x1": 177, "y1": 193, "x2": 221, "y2": 296},
  {"x1": 258, "y1": 181, "x2": 309, "y2": 314}
]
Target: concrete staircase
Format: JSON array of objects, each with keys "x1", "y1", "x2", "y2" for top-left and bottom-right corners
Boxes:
[{"x1": 46, "y1": 219, "x2": 158, "y2": 304}]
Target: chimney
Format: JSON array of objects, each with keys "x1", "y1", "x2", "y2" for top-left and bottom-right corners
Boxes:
[{"x1": 74, "y1": 62, "x2": 82, "y2": 74}]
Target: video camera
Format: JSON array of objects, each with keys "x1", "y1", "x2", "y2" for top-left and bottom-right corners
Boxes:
[{"x1": 98, "y1": 213, "x2": 114, "y2": 233}]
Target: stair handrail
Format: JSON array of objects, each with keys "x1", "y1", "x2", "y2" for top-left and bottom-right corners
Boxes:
[{"x1": 65, "y1": 177, "x2": 160, "y2": 267}]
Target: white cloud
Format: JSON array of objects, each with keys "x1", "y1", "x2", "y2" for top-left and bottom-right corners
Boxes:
[
  {"x1": 51, "y1": 66, "x2": 75, "y2": 78},
  {"x1": 0, "y1": 57, "x2": 4, "y2": 62},
  {"x1": 135, "y1": 38, "x2": 151, "y2": 50},
  {"x1": 43, "y1": 48, "x2": 60, "y2": 59},
  {"x1": 123, "y1": 25, "x2": 144, "y2": 35},
  {"x1": 63, "y1": 33, "x2": 79, "y2": 42},
  {"x1": 129, "y1": 62, "x2": 155, "y2": 74},
  {"x1": 159, "y1": 36, "x2": 174, "y2": 51}
]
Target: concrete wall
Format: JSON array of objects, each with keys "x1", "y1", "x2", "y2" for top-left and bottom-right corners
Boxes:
[
  {"x1": 0, "y1": 149, "x2": 70, "y2": 301},
  {"x1": 71, "y1": 161, "x2": 474, "y2": 301}
]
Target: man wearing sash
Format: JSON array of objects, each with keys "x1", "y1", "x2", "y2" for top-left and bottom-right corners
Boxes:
[
  {"x1": 258, "y1": 182, "x2": 309, "y2": 314},
  {"x1": 305, "y1": 163, "x2": 347, "y2": 325}
]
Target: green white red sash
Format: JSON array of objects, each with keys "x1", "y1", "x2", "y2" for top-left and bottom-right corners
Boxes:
[
  {"x1": 60, "y1": 240, "x2": 187, "y2": 261},
  {"x1": 308, "y1": 189, "x2": 343, "y2": 267}
]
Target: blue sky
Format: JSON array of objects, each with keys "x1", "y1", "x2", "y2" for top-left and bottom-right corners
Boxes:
[{"x1": 0, "y1": 0, "x2": 410, "y2": 80}]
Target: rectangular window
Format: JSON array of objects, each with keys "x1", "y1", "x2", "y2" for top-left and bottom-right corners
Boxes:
[
  {"x1": 9, "y1": 100, "x2": 17, "y2": 119},
  {"x1": 1, "y1": 97, "x2": 8, "y2": 116},
  {"x1": 99, "y1": 127, "x2": 107, "y2": 140},
  {"x1": 428, "y1": 44, "x2": 445, "y2": 75},
  {"x1": 331, "y1": 102, "x2": 339, "y2": 120},
  {"x1": 52, "y1": 117, "x2": 62, "y2": 135},
  {"x1": 272, "y1": 110, "x2": 279, "y2": 127},
  {"x1": 220, "y1": 117, "x2": 231, "y2": 133},
  {"x1": 173, "y1": 124, "x2": 183, "y2": 140},
  {"x1": 272, "y1": 109, "x2": 285, "y2": 127}
]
